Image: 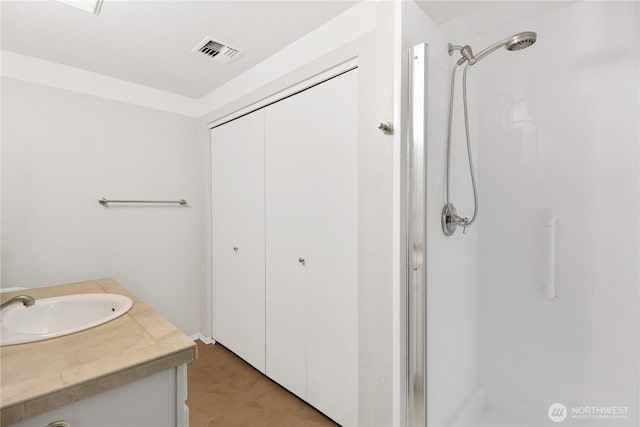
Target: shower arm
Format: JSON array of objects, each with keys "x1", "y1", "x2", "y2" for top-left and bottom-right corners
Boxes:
[{"x1": 456, "y1": 36, "x2": 513, "y2": 66}]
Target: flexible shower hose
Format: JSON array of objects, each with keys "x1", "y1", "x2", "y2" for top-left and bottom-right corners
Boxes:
[{"x1": 445, "y1": 62, "x2": 479, "y2": 231}]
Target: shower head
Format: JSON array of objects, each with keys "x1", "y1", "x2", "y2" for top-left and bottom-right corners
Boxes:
[
  {"x1": 505, "y1": 32, "x2": 537, "y2": 51},
  {"x1": 455, "y1": 31, "x2": 537, "y2": 66}
]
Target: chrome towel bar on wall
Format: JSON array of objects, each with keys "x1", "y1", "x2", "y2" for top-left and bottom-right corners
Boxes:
[{"x1": 98, "y1": 198, "x2": 187, "y2": 206}]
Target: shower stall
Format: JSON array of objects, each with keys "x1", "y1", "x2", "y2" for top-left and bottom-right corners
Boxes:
[{"x1": 403, "y1": 1, "x2": 639, "y2": 426}]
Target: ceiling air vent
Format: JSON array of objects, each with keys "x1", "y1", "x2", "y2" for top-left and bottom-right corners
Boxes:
[{"x1": 192, "y1": 37, "x2": 242, "y2": 64}]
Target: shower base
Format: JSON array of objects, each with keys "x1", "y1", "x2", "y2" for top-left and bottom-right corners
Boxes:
[{"x1": 449, "y1": 389, "x2": 527, "y2": 427}]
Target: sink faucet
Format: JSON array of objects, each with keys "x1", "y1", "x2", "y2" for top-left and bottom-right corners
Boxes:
[{"x1": 0, "y1": 295, "x2": 35, "y2": 310}]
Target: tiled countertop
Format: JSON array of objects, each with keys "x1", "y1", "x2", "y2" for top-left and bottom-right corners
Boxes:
[{"x1": 0, "y1": 278, "x2": 196, "y2": 426}]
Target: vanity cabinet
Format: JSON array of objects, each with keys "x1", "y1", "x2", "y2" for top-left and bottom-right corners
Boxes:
[
  {"x1": 0, "y1": 279, "x2": 194, "y2": 427},
  {"x1": 211, "y1": 69, "x2": 358, "y2": 426},
  {"x1": 8, "y1": 366, "x2": 187, "y2": 427}
]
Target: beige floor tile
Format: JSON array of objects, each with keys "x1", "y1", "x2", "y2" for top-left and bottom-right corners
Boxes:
[
  {"x1": 254, "y1": 386, "x2": 307, "y2": 418},
  {"x1": 204, "y1": 400, "x2": 281, "y2": 427},
  {"x1": 187, "y1": 340, "x2": 336, "y2": 427}
]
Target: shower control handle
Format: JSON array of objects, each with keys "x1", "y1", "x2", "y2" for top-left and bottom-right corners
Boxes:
[{"x1": 298, "y1": 257, "x2": 305, "y2": 265}]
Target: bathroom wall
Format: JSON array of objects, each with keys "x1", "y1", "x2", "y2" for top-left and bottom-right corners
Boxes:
[
  {"x1": 477, "y1": 1, "x2": 639, "y2": 424},
  {"x1": 1, "y1": 78, "x2": 202, "y2": 335},
  {"x1": 400, "y1": 2, "x2": 481, "y2": 425}
]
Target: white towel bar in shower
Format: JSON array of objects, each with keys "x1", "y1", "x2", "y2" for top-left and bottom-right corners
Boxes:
[{"x1": 543, "y1": 213, "x2": 559, "y2": 300}]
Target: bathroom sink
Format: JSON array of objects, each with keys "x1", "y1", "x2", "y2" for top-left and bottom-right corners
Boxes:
[{"x1": 0, "y1": 293, "x2": 133, "y2": 346}]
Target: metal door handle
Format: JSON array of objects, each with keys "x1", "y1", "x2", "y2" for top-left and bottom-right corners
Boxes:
[
  {"x1": 233, "y1": 247, "x2": 238, "y2": 253},
  {"x1": 298, "y1": 257, "x2": 305, "y2": 265},
  {"x1": 377, "y1": 121, "x2": 394, "y2": 135}
]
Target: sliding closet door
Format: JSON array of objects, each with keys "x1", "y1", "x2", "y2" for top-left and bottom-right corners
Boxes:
[{"x1": 211, "y1": 111, "x2": 265, "y2": 372}]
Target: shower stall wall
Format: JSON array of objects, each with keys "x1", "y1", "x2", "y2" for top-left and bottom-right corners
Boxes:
[
  {"x1": 475, "y1": 2, "x2": 639, "y2": 425},
  {"x1": 403, "y1": 1, "x2": 640, "y2": 426}
]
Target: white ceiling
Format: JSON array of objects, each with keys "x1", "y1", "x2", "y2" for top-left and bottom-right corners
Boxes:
[
  {"x1": 1, "y1": 0, "x2": 357, "y2": 98},
  {"x1": 417, "y1": 1, "x2": 576, "y2": 35},
  {"x1": 417, "y1": 1, "x2": 497, "y2": 25}
]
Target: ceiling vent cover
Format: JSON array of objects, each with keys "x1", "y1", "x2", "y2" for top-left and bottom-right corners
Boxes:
[{"x1": 192, "y1": 37, "x2": 242, "y2": 64}]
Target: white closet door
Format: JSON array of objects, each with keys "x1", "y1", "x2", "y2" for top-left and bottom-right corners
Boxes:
[
  {"x1": 265, "y1": 100, "x2": 308, "y2": 399},
  {"x1": 305, "y1": 71, "x2": 358, "y2": 427},
  {"x1": 211, "y1": 111, "x2": 265, "y2": 372},
  {"x1": 266, "y1": 70, "x2": 359, "y2": 425}
]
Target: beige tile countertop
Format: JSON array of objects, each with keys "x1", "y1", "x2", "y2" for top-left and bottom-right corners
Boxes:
[{"x1": 0, "y1": 278, "x2": 196, "y2": 426}]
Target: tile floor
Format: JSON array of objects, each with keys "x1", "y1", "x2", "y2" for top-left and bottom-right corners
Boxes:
[{"x1": 187, "y1": 340, "x2": 338, "y2": 426}]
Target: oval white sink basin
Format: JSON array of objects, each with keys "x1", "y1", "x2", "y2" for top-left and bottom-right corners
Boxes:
[{"x1": 0, "y1": 293, "x2": 133, "y2": 346}]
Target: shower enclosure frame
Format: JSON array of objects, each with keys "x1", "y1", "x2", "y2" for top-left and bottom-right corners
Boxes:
[{"x1": 407, "y1": 42, "x2": 428, "y2": 427}]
